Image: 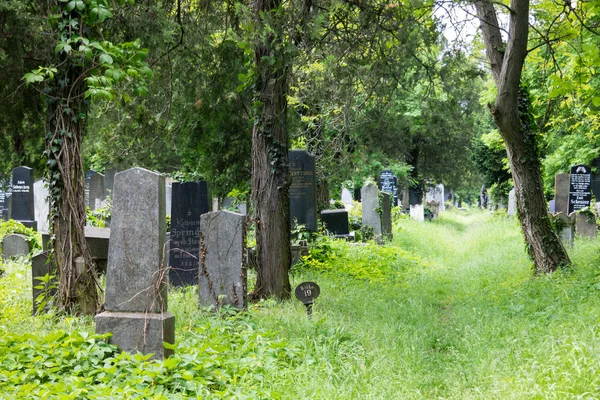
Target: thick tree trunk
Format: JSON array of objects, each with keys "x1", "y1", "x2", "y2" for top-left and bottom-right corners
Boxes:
[
  {"x1": 250, "y1": 0, "x2": 291, "y2": 299},
  {"x1": 475, "y1": 0, "x2": 570, "y2": 273},
  {"x1": 45, "y1": 13, "x2": 99, "y2": 314}
]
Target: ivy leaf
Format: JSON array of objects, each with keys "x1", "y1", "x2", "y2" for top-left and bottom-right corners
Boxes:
[{"x1": 592, "y1": 97, "x2": 600, "y2": 107}]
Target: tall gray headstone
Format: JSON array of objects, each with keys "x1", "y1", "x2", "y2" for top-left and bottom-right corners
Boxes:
[
  {"x1": 104, "y1": 168, "x2": 117, "y2": 199},
  {"x1": 289, "y1": 150, "x2": 317, "y2": 232},
  {"x1": 198, "y1": 210, "x2": 247, "y2": 309},
  {"x1": 554, "y1": 173, "x2": 570, "y2": 215},
  {"x1": 361, "y1": 182, "x2": 382, "y2": 239},
  {"x1": 507, "y1": 188, "x2": 516, "y2": 217},
  {"x1": 34, "y1": 180, "x2": 50, "y2": 233},
  {"x1": 165, "y1": 184, "x2": 172, "y2": 216},
  {"x1": 341, "y1": 187, "x2": 353, "y2": 209},
  {"x1": 96, "y1": 168, "x2": 174, "y2": 360},
  {"x1": 10, "y1": 166, "x2": 36, "y2": 229}
]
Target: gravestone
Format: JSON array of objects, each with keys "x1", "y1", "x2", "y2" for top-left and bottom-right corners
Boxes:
[
  {"x1": 557, "y1": 212, "x2": 576, "y2": 248},
  {"x1": 321, "y1": 209, "x2": 350, "y2": 236},
  {"x1": 95, "y1": 168, "x2": 174, "y2": 360},
  {"x1": 381, "y1": 192, "x2": 392, "y2": 238},
  {"x1": 169, "y1": 181, "x2": 211, "y2": 286},
  {"x1": 0, "y1": 190, "x2": 5, "y2": 221},
  {"x1": 10, "y1": 166, "x2": 36, "y2": 229},
  {"x1": 1, "y1": 234, "x2": 30, "y2": 260},
  {"x1": 427, "y1": 200, "x2": 440, "y2": 219},
  {"x1": 379, "y1": 170, "x2": 398, "y2": 207},
  {"x1": 410, "y1": 204, "x2": 425, "y2": 222},
  {"x1": 341, "y1": 187, "x2": 353, "y2": 208},
  {"x1": 480, "y1": 185, "x2": 488, "y2": 209},
  {"x1": 401, "y1": 187, "x2": 409, "y2": 209},
  {"x1": 85, "y1": 170, "x2": 105, "y2": 211},
  {"x1": 104, "y1": 168, "x2": 117, "y2": 199},
  {"x1": 409, "y1": 187, "x2": 421, "y2": 206},
  {"x1": 34, "y1": 180, "x2": 50, "y2": 233},
  {"x1": 198, "y1": 210, "x2": 247, "y2": 309},
  {"x1": 554, "y1": 173, "x2": 570, "y2": 215},
  {"x1": 361, "y1": 182, "x2": 382, "y2": 239},
  {"x1": 42, "y1": 226, "x2": 110, "y2": 273},
  {"x1": 549, "y1": 199, "x2": 556, "y2": 214},
  {"x1": 165, "y1": 184, "x2": 172, "y2": 216},
  {"x1": 576, "y1": 212, "x2": 597, "y2": 239},
  {"x1": 31, "y1": 252, "x2": 57, "y2": 315},
  {"x1": 568, "y1": 165, "x2": 592, "y2": 215},
  {"x1": 353, "y1": 187, "x2": 362, "y2": 202},
  {"x1": 507, "y1": 188, "x2": 516, "y2": 217},
  {"x1": 289, "y1": 150, "x2": 317, "y2": 231}
]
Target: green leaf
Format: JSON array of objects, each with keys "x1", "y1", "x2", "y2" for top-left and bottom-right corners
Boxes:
[
  {"x1": 592, "y1": 97, "x2": 600, "y2": 107},
  {"x1": 99, "y1": 54, "x2": 113, "y2": 65}
]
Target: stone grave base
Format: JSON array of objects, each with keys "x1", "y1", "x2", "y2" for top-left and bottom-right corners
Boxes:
[{"x1": 96, "y1": 311, "x2": 175, "y2": 359}]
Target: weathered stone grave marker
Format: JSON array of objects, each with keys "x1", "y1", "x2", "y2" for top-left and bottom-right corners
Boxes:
[
  {"x1": 295, "y1": 281, "x2": 320, "y2": 317},
  {"x1": 198, "y1": 210, "x2": 247, "y2": 309},
  {"x1": 381, "y1": 192, "x2": 392, "y2": 238},
  {"x1": 85, "y1": 170, "x2": 105, "y2": 211},
  {"x1": 556, "y1": 212, "x2": 576, "y2": 248},
  {"x1": 427, "y1": 200, "x2": 440, "y2": 219},
  {"x1": 289, "y1": 150, "x2": 317, "y2": 232},
  {"x1": 95, "y1": 168, "x2": 174, "y2": 359},
  {"x1": 568, "y1": 164, "x2": 592, "y2": 215},
  {"x1": 341, "y1": 187, "x2": 353, "y2": 209},
  {"x1": 410, "y1": 204, "x2": 425, "y2": 222},
  {"x1": 169, "y1": 181, "x2": 211, "y2": 286},
  {"x1": 31, "y1": 252, "x2": 57, "y2": 315},
  {"x1": 554, "y1": 173, "x2": 570, "y2": 215},
  {"x1": 576, "y1": 212, "x2": 597, "y2": 239},
  {"x1": 1, "y1": 234, "x2": 30, "y2": 260},
  {"x1": 10, "y1": 166, "x2": 36, "y2": 229},
  {"x1": 34, "y1": 180, "x2": 50, "y2": 233},
  {"x1": 361, "y1": 182, "x2": 382, "y2": 241},
  {"x1": 507, "y1": 188, "x2": 516, "y2": 217}
]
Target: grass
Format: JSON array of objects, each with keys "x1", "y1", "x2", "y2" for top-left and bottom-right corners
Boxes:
[{"x1": 2, "y1": 210, "x2": 600, "y2": 398}]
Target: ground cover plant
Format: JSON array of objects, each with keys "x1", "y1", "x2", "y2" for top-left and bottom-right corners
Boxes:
[{"x1": 1, "y1": 210, "x2": 600, "y2": 398}]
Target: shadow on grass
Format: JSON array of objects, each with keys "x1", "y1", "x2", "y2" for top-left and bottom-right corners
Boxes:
[{"x1": 431, "y1": 217, "x2": 467, "y2": 232}]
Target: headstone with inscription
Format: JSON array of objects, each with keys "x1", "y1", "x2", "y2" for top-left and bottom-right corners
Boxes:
[
  {"x1": 169, "y1": 181, "x2": 211, "y2": 286},
  {"x1": 198, "y1": 210, "x2": 247, "y2": 309},
  {"x1": 10, "y1": 166, "x2": 36, "y2": 229},
  {"x1": 554, "y1": 173, "x2": 570, "y2": 215},
  {"x1": 568, "y1": 165, "x2": 592, "y2": 215},
  {"x1": 289, "y1": 150, "x2": 317, "y2": 232},
  {"x1": 361, "y1": 182, "x2": 382, "y2": 239},
  {"x1": 0, "y1": 190, "x2": 5, "y2": 221},
  {"x1": 379, "y1": 170, "x2": 398, "y2": 207},
  {"x1": 95, "y1": 168, "x2": 174, "y2": 360},
  {"x1": 85, "y1": 170, "x2": 105, "y2": 211}
]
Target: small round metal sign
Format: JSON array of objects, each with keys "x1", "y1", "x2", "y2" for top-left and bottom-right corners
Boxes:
[{"x1": 295, "y1": 282, "x2": 320, "y2": 304}]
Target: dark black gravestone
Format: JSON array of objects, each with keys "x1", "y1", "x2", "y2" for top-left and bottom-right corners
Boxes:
[
  {"x1": 10, "y1": 166, "x2": 36, "y2": 229},
  {"x1": 320, "y1": 209, "x2": 349, "y2": 235},
  {"x1": 85, "y1": 170, "x2": 105, "y2": 210},
  {"x1": 169, "y1": 181, "x2": 211, "y2": 286},
  {"x1": 289, "y1": 150, "x2": 317, "y2": 232},
  {"x1": 568, "y1": 165, "x2": 592, "y2": 215},
  {"x1": 409, "y1": 187, "x2": 421, "y2": 206},
  {"x1": 353, "y1": 187, "x2": 362, "y2": 202},
  {"x1": 379, "y1": 170, "x2": 398, "y2": 206}
]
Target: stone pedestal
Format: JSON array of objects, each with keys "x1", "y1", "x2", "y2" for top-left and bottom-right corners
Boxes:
[
  {"x1": 96, "y1": 312, "x2": 175, "y2": 359},
  {"x1": 557, "y1": 212, "x2": 576, "y2": 248}
]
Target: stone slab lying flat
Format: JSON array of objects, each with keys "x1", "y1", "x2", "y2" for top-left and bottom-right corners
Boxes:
[{"x1": 96, "y1": 311, "x2": 174, "y2": 360}]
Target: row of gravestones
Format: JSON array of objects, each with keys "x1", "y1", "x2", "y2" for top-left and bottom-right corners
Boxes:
[
  {"x1": 504, "y1": 164, "x2": 599, "y2": 247},
  {"x1": 30, "y1": 168, "x2": 247, "y2": 359}
]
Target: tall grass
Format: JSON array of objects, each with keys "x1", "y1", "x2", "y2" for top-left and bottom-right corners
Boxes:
[{"x1": 1, "y1": 210, "x2": 600, "y2": 398}]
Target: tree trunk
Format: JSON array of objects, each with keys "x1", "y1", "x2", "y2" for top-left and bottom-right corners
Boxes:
[
  {"x1": 475, "y1": 0, "x2": 570, "y2": 273},
  {"x1": 250, "y1": 0, "x2": 291, "y2": 299},
  {"x1": 45, "y1": 8, "x2": 99, "y2": 314}
]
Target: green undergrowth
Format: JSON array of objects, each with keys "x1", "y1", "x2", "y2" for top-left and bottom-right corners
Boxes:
[{"x1": 2, "y1": 210, "x2": 600, "y2": 398}]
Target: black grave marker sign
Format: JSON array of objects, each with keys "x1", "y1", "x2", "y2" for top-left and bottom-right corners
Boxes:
[
  {"x1": 11, "y1": 166, "x2": 36, "y2": 229},
  {"x1": 295, "y1": 281, "x2": 320, "y2": 317},
  {"x1": 169, "y1": 181, "x2": 211, "y2": 286},
  {"x1": 568, "y1": 164, "x2": 592, "y2": 215},
  {"x1": 379, "y1": 170, "x2": 398, "y2": 206}
]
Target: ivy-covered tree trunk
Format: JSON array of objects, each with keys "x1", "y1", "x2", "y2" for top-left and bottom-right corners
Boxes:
[
  {"x1": 475, "y1": 0, "x2": 570, "y2": 273},
  {"x1": 250, "y1": 0, "x2": 291, "y2": 299},
  {"x1": 45, "y1": 6, "x2": 98, "y2": 314}
]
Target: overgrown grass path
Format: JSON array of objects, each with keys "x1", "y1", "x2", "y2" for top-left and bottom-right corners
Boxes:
[{"x1": 256, "y1": 210, "x2": 600, "y2": 398}]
